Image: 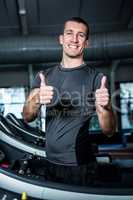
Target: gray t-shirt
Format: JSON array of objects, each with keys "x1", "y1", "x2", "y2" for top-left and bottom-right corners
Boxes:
[{"x1": 33, "y1": 63, "x2": 103, "y2": 166}]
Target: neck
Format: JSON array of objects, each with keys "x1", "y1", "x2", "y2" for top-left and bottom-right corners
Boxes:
[{"x1": 61, "y1": 56, "x2": 84, "y2": 68}]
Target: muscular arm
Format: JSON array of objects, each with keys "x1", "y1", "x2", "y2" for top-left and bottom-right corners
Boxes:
[
  {"x1": 96, "y1": 104, "x2": 116, "y2": 136},
  {"x1": 23, "y1": 73, "x2": 54, "y2": 122},
  {"x1": 95, "y1": 76, "x2": 116, "y2": 136},
  {"x1": 23, "y1": 88, "x2": 40, "y2": 122}
]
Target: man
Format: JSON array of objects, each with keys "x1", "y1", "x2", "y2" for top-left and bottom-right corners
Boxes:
[{"x1": 23, "y1": 17, "x2": 116, "y2": 185}]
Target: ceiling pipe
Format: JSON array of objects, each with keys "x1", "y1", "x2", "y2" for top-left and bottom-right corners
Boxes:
[
  {"x1": 87, "y1": 31, "x2": 133, "y2": 60},
  {"x1": 0, "y1": 30, "x2": 133, "y2": 64},
  {"x1": 0, "y1": 36, "x2": 60, "y2": 64}
]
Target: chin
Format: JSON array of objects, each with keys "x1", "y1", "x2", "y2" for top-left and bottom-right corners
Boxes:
[{"x1": 66, "y1": 52, "x2": 82, "y2": 58}]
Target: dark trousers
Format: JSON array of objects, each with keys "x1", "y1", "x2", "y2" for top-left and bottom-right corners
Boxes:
[
  {"x1": 45, "y1": 160, "x2": 97, "y2": 185},
  {"x1": 29, "y1": 158, "x2": 97, "y2": 186},
  {"x1": 29, "y1": 158, "x2": 122, "y2": 187}
]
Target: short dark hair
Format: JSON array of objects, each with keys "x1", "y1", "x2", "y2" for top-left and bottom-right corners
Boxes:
[{"x1": 63, "y1": 17, "x2": 90, "y2": 40}]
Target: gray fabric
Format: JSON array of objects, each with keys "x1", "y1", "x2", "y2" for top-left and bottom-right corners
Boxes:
[{"x1": 33, "y1": 63, "x2": 103, "y2": 165}]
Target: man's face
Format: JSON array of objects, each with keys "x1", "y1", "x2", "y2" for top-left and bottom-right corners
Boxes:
[{"x1": 59, "y1": 21, "x2": 89, "y2": 58}]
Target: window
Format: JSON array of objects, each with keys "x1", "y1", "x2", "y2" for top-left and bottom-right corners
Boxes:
[
  {"x1": 120, "y1": 83, "x2": 133, "y2": 131},
  {"x1": 0, "y1": 87, "x2": 26, "y2": 118},
  {"x1": 89, "y1": 114, "x2": 101, "y2": 132}
]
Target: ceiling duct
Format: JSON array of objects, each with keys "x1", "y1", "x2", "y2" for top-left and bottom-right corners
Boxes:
[{"x1": 0, "y1": 31, "x2": 133, "y2": 64}]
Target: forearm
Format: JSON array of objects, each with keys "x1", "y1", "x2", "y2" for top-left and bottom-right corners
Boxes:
[
  {"x1": 97, "y1": 106, "x2": 116, "y2": 136},
  {"x1": 22, "y1": 89, "x2": 40, "y2": 122}
]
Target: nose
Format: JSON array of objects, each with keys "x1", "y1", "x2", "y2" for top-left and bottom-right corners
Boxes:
[{"x1": 72, "y1": 34, "x2": 78, "y2": 42}]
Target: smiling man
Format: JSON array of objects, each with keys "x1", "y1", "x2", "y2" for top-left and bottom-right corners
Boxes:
[
  {"x1": 23, "y1": 17, "x2": 116, "y2": 185},
  {"x1": 59, "y1": 19, "x2": 88, "y2": 60}
]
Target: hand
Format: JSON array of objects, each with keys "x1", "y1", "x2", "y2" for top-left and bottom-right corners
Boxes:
[
  {"x1": 95, "y1": 76, "x2": 110, "y2": 112},
  {"x1": 39, "y1": 72, "x2": 54, "y2": 104}
]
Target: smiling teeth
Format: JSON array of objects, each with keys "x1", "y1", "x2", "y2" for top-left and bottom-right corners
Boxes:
[{"x1": 69, "y1": 45, "x2": 77, "y2": 49}]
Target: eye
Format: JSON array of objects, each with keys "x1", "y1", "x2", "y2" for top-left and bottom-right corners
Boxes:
[
  {"x1": 65, "y1": 31, "x2": 72, "y2": 35},
  {"x1": 79, "y1": 33, "x2": 86, "y2": 39}
]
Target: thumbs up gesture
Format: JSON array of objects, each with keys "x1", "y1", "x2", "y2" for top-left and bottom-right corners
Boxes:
[
  {"x1": 39, "y1": 72, "x2": 54, "y2": 105},
  {"x1": 95, "y1": 76, "x2": 110, "y2": 112}
]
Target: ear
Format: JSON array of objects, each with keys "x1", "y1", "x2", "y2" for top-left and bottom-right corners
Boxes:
[
  {"x1": 84, "y1": 39, "x2": 89, "y2": 48},
  {"x1": 59, "y1": 35, "x2": 63, "y2": 45}
]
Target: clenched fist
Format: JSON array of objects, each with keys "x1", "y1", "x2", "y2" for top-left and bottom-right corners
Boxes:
[
  {"x1": 95, "y1": 76, "x2": 110, "y2": 112},
  {"x1": 39, "y1": 72, "x2": 54, "y2": 105}
]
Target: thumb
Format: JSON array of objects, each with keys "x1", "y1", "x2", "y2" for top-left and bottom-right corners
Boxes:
[
  {"x1": 100, "y1": 76, "x2": 107, "y2": 89},
  {"x1": 39, "y1": 72, "x2": 46, "y2": 87}
]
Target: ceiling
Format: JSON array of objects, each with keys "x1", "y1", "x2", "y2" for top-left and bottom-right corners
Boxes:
[
  {"x1": 0, "y1": 0, "x2": 133, "y2": 66},
  {"x1": 0, "y1": 0, "x2": 133, "y2": 37}
]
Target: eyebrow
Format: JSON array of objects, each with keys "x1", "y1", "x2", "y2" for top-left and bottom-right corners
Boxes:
[{"x1": 64, "y1": 29, "x2": 86, "y2": 36}]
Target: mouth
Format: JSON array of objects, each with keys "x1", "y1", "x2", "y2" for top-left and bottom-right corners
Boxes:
[{"x1": 68, "y1": 44, "x2": 79, "y2": 50}]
